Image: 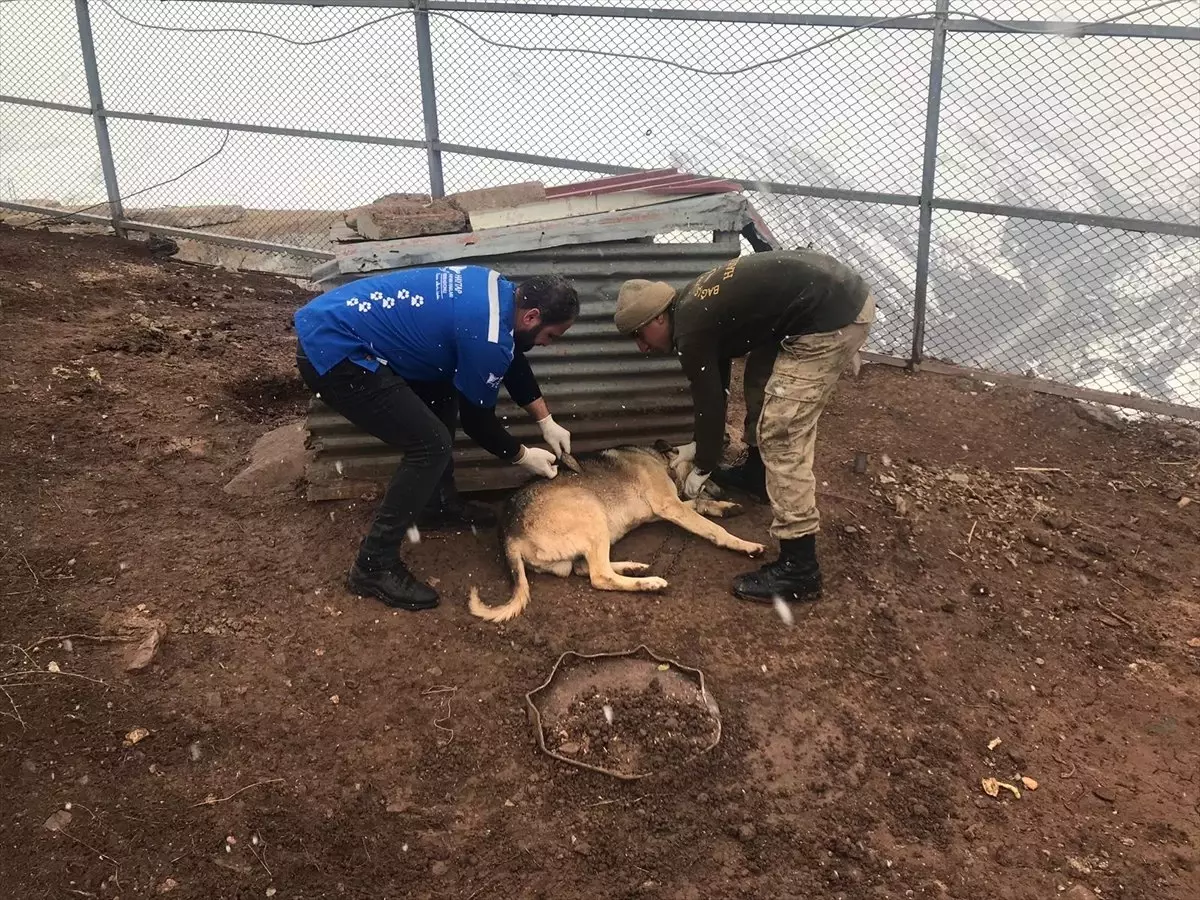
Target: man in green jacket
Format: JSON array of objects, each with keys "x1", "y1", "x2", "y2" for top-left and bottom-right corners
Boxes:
[{"x1": 614, "y1": 250, "x2": 874, "y2": 603}]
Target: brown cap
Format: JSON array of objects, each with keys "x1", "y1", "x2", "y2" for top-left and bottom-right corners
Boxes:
[{"x1": 614, "y1": 280, "x2": 675, "y2": 335}]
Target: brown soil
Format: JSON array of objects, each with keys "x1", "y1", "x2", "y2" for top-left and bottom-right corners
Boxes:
[
  {"x1": 543, "y1": 674, "x2": 719, "y2": 777},
  {"x1": 1, "y1": 224, "x2": 1198, "y2": 900}
]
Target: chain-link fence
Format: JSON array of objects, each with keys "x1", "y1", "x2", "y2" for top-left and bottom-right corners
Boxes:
[{"x1": 1, "y1": 1, "x2": 1197, "y2": 413}]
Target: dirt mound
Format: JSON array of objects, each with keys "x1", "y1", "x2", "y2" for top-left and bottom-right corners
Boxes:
[{"x1": 546, "y1": 680, "x2": 719, "y2": 776}]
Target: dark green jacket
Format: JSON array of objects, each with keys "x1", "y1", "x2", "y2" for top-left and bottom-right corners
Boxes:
[{"x1": 673, "y1": 250, "x2": 869, "y2": 471}]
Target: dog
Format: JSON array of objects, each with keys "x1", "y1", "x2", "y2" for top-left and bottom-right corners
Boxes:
[{"x1": 468, "y1": 441, "x2": 764, "y2": 622}]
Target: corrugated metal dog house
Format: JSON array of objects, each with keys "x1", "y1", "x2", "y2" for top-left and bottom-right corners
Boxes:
[{"x1": 305, "y1": 190, "x2": 758, "y2": 499}]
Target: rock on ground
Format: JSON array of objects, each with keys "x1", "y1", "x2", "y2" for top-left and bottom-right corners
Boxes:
[
  {"x1": 344, "y1": 193, "x2": 467, "y2": 241},
  {"x1": 224, "y1": 421, "x2": 310, "y2": 497},
  {"x1": 130, "y1": 205, "x2": 246, "y2": 229}
]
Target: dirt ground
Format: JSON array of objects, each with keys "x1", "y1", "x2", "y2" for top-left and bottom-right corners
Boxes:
[{"x1": 1, "y1": 224, "x2": 1198, "y2": 900}]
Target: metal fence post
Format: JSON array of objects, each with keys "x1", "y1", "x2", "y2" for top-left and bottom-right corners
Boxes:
[
  {"x1": 74, "y1": 0, "x2": 124, "y2": 238},
  {"x1": 413, "y1": 2, "x2": 446, "y2": 198},
  {"x1": 909, "y1": 0, "x2": 949, "y2": 369}
]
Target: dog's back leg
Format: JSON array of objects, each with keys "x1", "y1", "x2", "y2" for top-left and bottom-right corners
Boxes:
[
  {"x1": 581, "y1": 535, "x2": 667, "y2": 593},
  {"x1": 572, "y1": 559, "x2": 650, "y2": 577}
]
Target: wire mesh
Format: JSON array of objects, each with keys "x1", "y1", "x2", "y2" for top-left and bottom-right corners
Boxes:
[
  {"x1": 439, "y1": 153, "x2": 610, "y2": 196},
  {"x1": 955, "y1": 1, "x2": 1199, "y2": 26},
  {"x1": 430, "y1": 11, "x2": 931, "y2": 196},
  {"x1": 926, "y1": 209, "x2": 1200, "y2": 406},
  {"x1": 939, "y1": 31, "x2": 1200, "y2": 225},
  {"x1": 0, "y1": 0, "x2": 90, "y2": 107},
  {"x1": 0, "y1": 105, "x2": 105, "y2": 210},
  {"x1": 88, "y1": 1, "x2": 427, "y2": 140},
  {"x1": 105, "y1": 119, "x2": 429, "y2": 250},
  {"x1": 750, "y1": 192, "x2": 919, "y2": 359}
]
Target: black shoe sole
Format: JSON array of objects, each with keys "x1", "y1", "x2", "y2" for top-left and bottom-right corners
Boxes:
[
  {"x1": 346, "y1": 578, "x2": 439, "y2": 612},
  {"x1": 733, "y1": 586, "x2": 822, "y2": 604}
]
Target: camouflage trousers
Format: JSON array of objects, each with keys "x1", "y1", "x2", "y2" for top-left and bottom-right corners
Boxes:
[{"x1": 745, "y1": 295, "x2": 874, "y2": 539}]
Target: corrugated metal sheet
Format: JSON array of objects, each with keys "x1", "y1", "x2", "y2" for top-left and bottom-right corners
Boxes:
[{"x1": 306, "y1": 240, "x2": 739, "y2": 499}]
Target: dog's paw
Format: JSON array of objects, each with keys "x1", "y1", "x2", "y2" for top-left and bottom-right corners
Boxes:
[
  {"x1": 637, "y1": 576, "x2": 669, "y2": 592},
  {"x1": 744, "y1": 543, "x2": 766, "y2": 557},
  {"x1": 613, "y1": 561, "x2": 651, "y2": 575}
]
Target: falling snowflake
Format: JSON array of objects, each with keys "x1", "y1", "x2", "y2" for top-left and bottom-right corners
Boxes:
[
  {"x1": 369, "y1": 291, "x2": 383, "y2": 301},
  {"x1": 382, "y1": 297, "x2": 395, "y2": 309},
  {"x1": 357, "y1": 301, "x2": 372, "y2": 312},
  {"x1": 772, "y1": 595, "x2": 794, "y2": 626}
]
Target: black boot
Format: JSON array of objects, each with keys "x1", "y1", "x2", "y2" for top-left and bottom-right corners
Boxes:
[
  {"x1": 347, "y1": 559, "x2": 439, "y2": 611},
  {"x1": 709, "y1": 446, "x2": 768, "y2": 503},
  {"x1": 416, "y1": 482, "x2": 497, "y2": 531},
  {"x1": 732, "y1": 535, "x2": 821, "y2": 603}
]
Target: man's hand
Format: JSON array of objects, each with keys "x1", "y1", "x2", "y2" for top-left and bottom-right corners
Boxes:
[
  {"x1": 671, "y1": 441, "x2": 697, "y2": 482},
  {"x1": 536, "y1": 414, "x2": 572, "y2": 457},
  {"x1": 515, "y1": 446, "x2": 559, "y2": 479},
  {"x1": 683, "y1": 468, "x2": 710, "y2": 499}
]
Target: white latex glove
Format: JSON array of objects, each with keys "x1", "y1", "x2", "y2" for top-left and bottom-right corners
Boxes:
[
  {"x1": 515, "y1": 445, "x2": 559, "y2": 479},
  {"x1": 670, "y1": 442, "x2": 696, "y2": 483},
  {"x1": 683, "y1": 468, "x2": 711, "y2": 499},
  {"x1": 536, "y1": 414, "x2": 572, "y2": 457}
]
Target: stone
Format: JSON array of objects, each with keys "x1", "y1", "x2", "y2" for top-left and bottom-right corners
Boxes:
[
  {"x1": 224, "y1": 422, "x2": 310, "y2": 497},
  {"x1": 43, "y1": 809, "x2": 72, "y2": 832},
  {"x1": 345, "y1": 193, "x2": 467, "y2": 241},
  {"x1": 1066, "y1": 857, "x2": 1093, "y2": 876},
  {"x1": 1063, "y1": 886, "x2": 1098, "y2": 900},
  {"x1": 132, "y1": 205, "x2": 246, "y2": 229},
  {"x1": 448, "y1": 181, "x2": 545, "y2": 212},
  {"x1": 1023, "y1": 529, "x2": 1054, "y2": 549},
  {"x1": 124, "y1": 619, "x2": 167, "y2": 672},
  {"x1": 1042, "y1": 511, "x2": 1074, "y2": 531},
  {"x1": 1074, "y1": 402, "x2": 1124, "y2": 431},
  {"x1": 737, "y1": 823, "x2": 757, "y2": 842},
  {"x1": 430, "y1": 861, "x2": 449, "y2": 877}
]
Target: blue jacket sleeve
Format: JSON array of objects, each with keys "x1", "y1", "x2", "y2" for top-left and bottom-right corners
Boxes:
[{"x1": 454, "y1": 339, "x2": 513, "y2": 408}]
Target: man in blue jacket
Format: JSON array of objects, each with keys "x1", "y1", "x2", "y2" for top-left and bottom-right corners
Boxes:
[{"x1": 295, "y1": 266, "x2": 579, "y2": 611}]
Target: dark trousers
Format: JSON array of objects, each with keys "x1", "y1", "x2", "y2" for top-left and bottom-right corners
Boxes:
[{"x1": 297, "y1": 350, "x2": 458, "y2": 571}]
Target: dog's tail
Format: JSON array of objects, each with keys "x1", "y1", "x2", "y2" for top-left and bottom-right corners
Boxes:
[{"x1": 468, "y1": 541, "x2": 531, "y2": 622}]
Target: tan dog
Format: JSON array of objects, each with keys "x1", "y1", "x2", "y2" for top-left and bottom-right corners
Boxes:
[{"x1": 468, "y1": 443, "x2": 764, "y2": 622}]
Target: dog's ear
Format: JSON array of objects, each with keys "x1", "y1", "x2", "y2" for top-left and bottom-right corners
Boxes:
[{"x1": 652, "y1": 439, "x2": 673, "y2": 455}]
